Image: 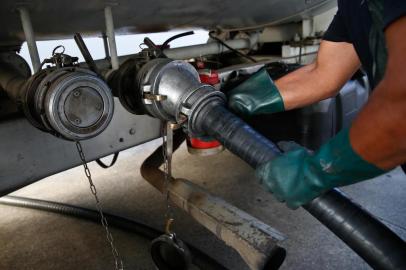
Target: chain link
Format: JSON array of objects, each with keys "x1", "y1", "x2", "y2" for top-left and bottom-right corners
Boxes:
[
  {"x1": 161, "y1": 122, "x2": 175, "y2": 233},
  {"x1": 75, "y1": 141, "x2": 124, "y2": 270}
]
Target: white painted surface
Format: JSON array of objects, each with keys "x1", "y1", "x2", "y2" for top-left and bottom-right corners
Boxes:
[{"x1": 19, "y1": 29, "x2": 208, "y2": 72}]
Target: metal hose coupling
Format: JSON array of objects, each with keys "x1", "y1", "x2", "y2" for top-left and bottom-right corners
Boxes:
[
  {"x1": 22, "y1": 67, "x2": 114, "y2": 140},
  {"x1": 0, "y1": 53, "x2": 114, "y2": 141},
  {"x1": 134, "y1": 58, "x2": 225, "y2": 134}
]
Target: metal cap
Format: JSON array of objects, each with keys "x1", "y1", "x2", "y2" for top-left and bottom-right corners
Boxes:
[
  {"x1": 150, "y1": 234, "x2": 192, "y2": 270},
  {"x1": 43, "y1": 69, "x2": 114, "y2": 140}
]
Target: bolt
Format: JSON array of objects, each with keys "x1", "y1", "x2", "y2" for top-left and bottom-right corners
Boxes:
[
  {"x1": 95, "y1": 103, "x2": 103, "y2": 111},
  {"x1": 74, "y1": 118, "x2": 82, "y2": 125},
  {"x1": 129, "y1": 128, "x2": 136, "y2": 135},
  {"x1": 73, "y1": 90, "x2": 81, "y2": 97}
]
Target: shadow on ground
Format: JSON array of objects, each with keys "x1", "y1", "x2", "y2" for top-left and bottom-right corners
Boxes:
[{"x1": 1, "y1": 140, "x2": 405, "y2": 270}]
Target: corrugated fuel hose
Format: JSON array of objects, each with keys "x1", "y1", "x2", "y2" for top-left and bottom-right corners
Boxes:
[
  {"x1": 0, "y1": 195, "x2": 227, "y2": 270},
  {"x1": 191, "y1": 101, "x2": 406, "y2": 270}
]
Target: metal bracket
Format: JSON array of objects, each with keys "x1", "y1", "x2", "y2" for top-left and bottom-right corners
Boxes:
[
  {"x1": 168, "y1": 114, "x2": 187, "y2": 130},
  {"x1": 17, "y1": 6, "x2": 41, "y2": 72},
  {"x1": 104, "y1": 5, "x2": 119, "y2": 70},
  {"x1": 143, "y1": 93, "x2": 167, "y2": 101}
]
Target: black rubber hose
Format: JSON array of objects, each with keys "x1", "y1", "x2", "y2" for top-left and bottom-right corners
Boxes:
[
  {"x1": 193, "y1": 102, "x2": 406, "y2": 270},
  {"x1": 193, "y1": 102, "x2": 281, "y2": 168},
  {"x1": 162, "y1": 31, "x2": 195, "y2": 49},
  {"x1": 0, "y1": 195, "x2": 227, "y2": 270},
  {"x1": 305, "y1": 190, "x2": 406, "y2": 270}
]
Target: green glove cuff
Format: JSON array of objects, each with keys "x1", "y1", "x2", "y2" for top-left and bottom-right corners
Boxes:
[
  {"x1": 311, "y1": 128, "x2": 386, "y2": 186},
  {"x1": 256, "y1": 128, "x2": 387, "y2": 209},
  {"x1": 227, "y1": 68, "x2": 285, "y2": 116}
]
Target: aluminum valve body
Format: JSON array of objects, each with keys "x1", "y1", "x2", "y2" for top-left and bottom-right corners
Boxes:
[{"x1": 22, "y1": 67, "x2": 114, "y2": 140}]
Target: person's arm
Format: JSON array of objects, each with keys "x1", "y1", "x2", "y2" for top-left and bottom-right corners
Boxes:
[
  {"x1": 350, "y1": 16, "x2": 406, "y2": 169},
  {"x1": 255, "y1": 16, "x2": 406, "y2": 209},
  {"x1": 228, "y1": 3, "x2": 358, "y2": 116},
  {"x1": 275, "y1": 40, "x2": 361, "y2": 110},
  {"x1": 227, "y1": 40, "x2": 361, "y2": 116}
]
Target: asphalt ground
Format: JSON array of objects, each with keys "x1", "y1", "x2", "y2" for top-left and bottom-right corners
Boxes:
[{"x1": 1, "y1": 139, "x2": 405, "y2": 270}]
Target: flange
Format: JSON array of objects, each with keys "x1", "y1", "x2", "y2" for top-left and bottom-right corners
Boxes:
[
  {"x1": 23, "y1": 67, "x2": 114, "y2": 140},
  {"x1": 135, "y1": 59, "x2": 225, "y2": 128}
]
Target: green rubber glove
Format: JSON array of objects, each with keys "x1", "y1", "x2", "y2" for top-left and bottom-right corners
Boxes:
[
  {"x1": 227, "y1": 68, "x2": 285, "y2": 116},
  {"x1": 256, "y1": 128, "x2": 387, "y2": 209}
]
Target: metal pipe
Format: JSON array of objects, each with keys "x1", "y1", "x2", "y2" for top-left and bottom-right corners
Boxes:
[
  {"x1": 104, "y1": 6, "x2": 119, "y2": 70},
  {"x1": 81, "y1": 34, "x2": 260, "y2": 71},
  {"x1": 18, "y1": 7, "x2": 40, "y2": 73},
  {"x1": 192, "y1": 102, "x2": 406, "y2": 270},
  {"x1": 0, "y1": 62, "x2": 27, "y2": 101},
  {"x1": 101, "y1": 32, "x2": 110, "y2": 60},
  {"x1": 140, "y1": 131, "x2": 287, "y2": 270},
  {"x1": 163, "y1": 33, "x2": 259, "y2": 60}
]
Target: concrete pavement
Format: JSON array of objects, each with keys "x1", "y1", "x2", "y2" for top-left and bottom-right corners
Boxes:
[{"x1": 1, "y1": 139, "x2": 405, "y2": 270}]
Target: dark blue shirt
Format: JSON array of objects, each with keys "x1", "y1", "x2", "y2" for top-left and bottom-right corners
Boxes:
[{"x1": 324, "y1": 0, "x2": 406, "y2": 88}]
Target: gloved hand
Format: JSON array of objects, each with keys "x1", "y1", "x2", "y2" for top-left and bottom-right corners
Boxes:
[
  {"x1": 256, "y1": 128, "x2": 387, "y2": 209},
  {"x1": 227, "y1": 68, "x2": 285, "y2": 116}
]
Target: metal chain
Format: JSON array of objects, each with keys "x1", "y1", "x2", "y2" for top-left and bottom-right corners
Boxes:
[
  {"x1": 75, "y1": 141, "x2": 124, "y2": 270},
  {"x1": 161, "y1": 122, "x2": 175, "y2": 234}
]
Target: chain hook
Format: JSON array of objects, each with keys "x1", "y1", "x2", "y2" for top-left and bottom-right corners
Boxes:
[
  {"x1": 52, "y1": 45, "x2": 66, "y2": 56},
  {"x1": 165, "y1": 218, "x2": 175, "y2": 235},
  {"x1": 75, "y1": 141, "x2": 124, "y2": 270}
]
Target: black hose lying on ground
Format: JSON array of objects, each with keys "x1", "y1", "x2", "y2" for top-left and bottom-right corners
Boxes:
[
  {"x1": 192, "y1": 101, "x2": 406, "y2": 270},
  {"x1": 0, "y1": 195, "x2": 227, "y2": 270}
]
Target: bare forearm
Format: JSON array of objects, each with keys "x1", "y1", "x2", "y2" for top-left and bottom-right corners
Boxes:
[
  {"x1": 350, "y1": 16, "x2": 406, "y2": 170},
  {"x1": 350, "y1": 81, "x2": 406, "y2": 169},
  {"x1": 274, "y1": 40, "x2": 361, "y2": 111},
  {"x1": 275, "y1": 64, "x2": 341, "y2": 110}
]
